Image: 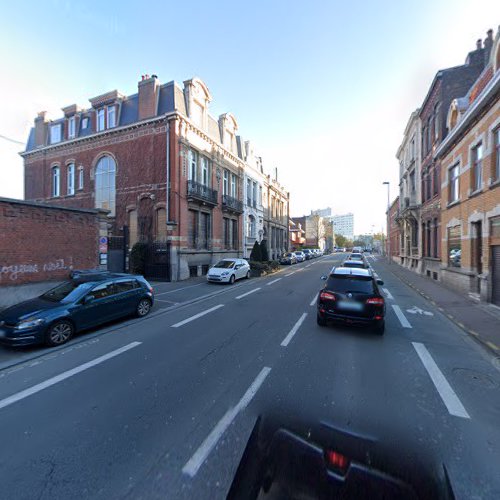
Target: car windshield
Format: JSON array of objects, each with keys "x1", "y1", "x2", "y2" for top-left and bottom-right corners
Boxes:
[
  {"x1": 327, "y1": 275, "x2": 374, "y2": 294},
  {"x1": 40, "y1": 281, "x2": 91, "y2": 303},
  {"x1": 214, "y1": 260, "x2": 235, "y2": 269}
]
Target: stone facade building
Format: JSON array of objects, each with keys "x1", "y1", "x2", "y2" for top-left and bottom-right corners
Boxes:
[
  {"x1": 435, "y1": 29, "x2": 500, "y2": 304},
  {"x1": 264, "y1": 171, "x2": 290, "y2": 259},
  {"x1": 21, "y1": 75, "x2": 290, "y2": 280},
  {"x1": 396, "y1": 109, "x2": 422, "y2": 270}
]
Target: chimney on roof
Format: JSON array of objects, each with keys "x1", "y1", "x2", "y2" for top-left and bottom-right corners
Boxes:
[
  {"x1": 484, "y1": 29, "x2": 494, "y2": 63},
  {"x1": 476, "y1": 39, "x2": 483, "y2": 50},
  {"x1": 138, "y1": 74, "x2": 160, "y2": 120},
  {"x1": 34, "y1": 111, "x2": 48, "y2": 147}
]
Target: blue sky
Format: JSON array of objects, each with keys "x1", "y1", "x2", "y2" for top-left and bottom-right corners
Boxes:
[{"x1": 0, "y1": 0, "x2": 497, "y2": 233}]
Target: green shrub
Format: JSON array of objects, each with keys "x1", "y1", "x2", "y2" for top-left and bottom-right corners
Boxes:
[
  {"x1": 260, "y1": 240, "x2": 269, "y2": 262},
  {"x1": 249, "y1": 261, "x2": 269, "y2": 272},
  {"x1": 269, "y1": 260, "x2": 280, "y2": 270},
  {"x1": 250, "y1": 241, "x2": 262, "y2": 262},
  {"x1": 130, "y1": 242, "x2": 148, "y2": 275}
]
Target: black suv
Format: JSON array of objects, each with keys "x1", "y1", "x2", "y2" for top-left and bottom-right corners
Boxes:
[{"x1": 317, "y1": 267, "x2": 385, "y2": 334}]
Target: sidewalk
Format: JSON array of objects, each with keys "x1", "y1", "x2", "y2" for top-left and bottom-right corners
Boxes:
[{"x1": 374, "y1": 258, "x2": 500, "y2": 357}]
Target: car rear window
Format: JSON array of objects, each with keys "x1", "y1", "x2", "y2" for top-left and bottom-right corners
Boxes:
[
  {"x1": 114, "y1": 280, "x2": 139, "y2": 293},
  {"x1": 327, "y1": 275, "x2": 374, "y2": 294}
]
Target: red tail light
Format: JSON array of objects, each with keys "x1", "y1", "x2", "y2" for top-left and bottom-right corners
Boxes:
[
  {"x1": 325, "y1": 450, "x2": 350, "y2": 475},
  {"x1": 320, "y1": 291, "x2": 336, "y2": 301},
  {"x1": 366, "y1": 297, "x2": 384, "y2": 306}
]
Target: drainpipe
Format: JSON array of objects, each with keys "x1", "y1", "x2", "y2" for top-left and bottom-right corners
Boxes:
[{"x1": 166, "y1": 118, "x2": 170, "y2": 223}]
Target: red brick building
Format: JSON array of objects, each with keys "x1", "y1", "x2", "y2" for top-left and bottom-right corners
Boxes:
[
  {"x1": 21, "y1": 76, "x2": 283, "y2": 280},
  {"x1": 0, "y1": 197, "x2": 105, "y2": 285}
]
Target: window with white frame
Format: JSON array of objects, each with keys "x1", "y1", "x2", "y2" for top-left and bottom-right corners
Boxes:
[
  {"x1": 67, "y1": 163, "x2": 75, "y2": 195},
  {"x1": 81, "y1": 117, "x2": 89, "y2": 129},
  {"x1": 252, "y1": 182, "x2": 257, "y2": 208},
  {"x1": 449, "y1": 164, "x2": 459, "y2": 203},
  {"x1": 107, "y1": 106, "x2": 116, "y2": 128},
  {"x1": 78, "y1": 166, "x2": 84, "y2": 190},
  {"x1": 201, "y1": 157, "x2": 210, "y2": 186},
  {"x1": 68, "y1": 116, "x2": 76, "y2": 139},
  {"x1": 188, "y1": 149, "x2": 198, "y2": 181},
  {"x1": 50, "y1": 124, "x2": 61, "y2": 144},
  {"x1": 471, "y1": 143, "x2": 483, "y2": 192},
  {"x1": 223, "y1": 170, "x2": 229, "y2": 195},
  {"x1": 97, "y1": 109, "x2": 105, "y2": 131},
  {"x1": 230, "y1": 174, "x2": 236, "y2": 198},
  {"x1": 52, "y1": 166, "x2": 60, "y2": 197},
  {"x1": 246, "y1": 178, "x2": 252, "y2": 206}
]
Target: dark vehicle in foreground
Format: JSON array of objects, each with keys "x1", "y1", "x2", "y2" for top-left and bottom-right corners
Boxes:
[
  {"x1": 280, "y1": 253, "x2": 297, "y2": 265},
  {"x1": 317, "y1": 267, "x2": 385, "y2": 334},
  {"x1": 0, "y1": 273, "x2": 154, "y2": 347},
  {"x1": 228, "y1": 412, "x2": 455, "y2": 499},
  {"x1": 343, "y1": 259, "x2": 369, "y2": 270}
]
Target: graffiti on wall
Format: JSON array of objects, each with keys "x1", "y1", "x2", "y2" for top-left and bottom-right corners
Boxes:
[{"x1": 0, "y1": 259, "x2": 70, "y2": 282}]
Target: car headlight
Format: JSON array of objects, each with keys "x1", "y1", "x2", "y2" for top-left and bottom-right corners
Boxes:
[
  {"x1": 221, "y1": 271, "x2": 229, "y2": 276},
  {"x1": 15, "y1": 318, "x2": 45, "y2": 330}
]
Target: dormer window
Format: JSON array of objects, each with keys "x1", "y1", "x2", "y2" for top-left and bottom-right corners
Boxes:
[
  {"x1": 81, "y1": 117, "x2": 89, "y2": 129},
  {"x1": 97, "y1": 108, "x2": 105, "y2": 131},
  {"x1": 107, "y1": 105, "x2": 116, "y2": 128},
  {"x1": 50, "y1": 124, "x2": 61, "y2": 144},
  {"x1": 68, "y1": 116, "x2": 76, "y2": 139}
]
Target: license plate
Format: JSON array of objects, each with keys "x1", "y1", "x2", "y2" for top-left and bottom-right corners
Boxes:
[{"x1": 337, "y1": 301, "x2": 363, "y2": 311}]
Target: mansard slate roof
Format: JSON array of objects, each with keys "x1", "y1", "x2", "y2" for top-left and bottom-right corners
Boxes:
[{"x1": 24, "y1": 79, "x2": 228, "y2": 153}]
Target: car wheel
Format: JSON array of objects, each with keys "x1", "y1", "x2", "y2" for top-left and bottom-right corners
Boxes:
[
  {"x1": 229, "y1": 274, "x2": 236, "y2": 285},
  {"x1": 45, "y1": 320, "x2": 74, "y2": 347},
  {"x1": 246, "y1": 270, "x2": 250, "y2": 279},
  {"x1": 317, "y1": 314, "x2": 327, "y2": 327},
  {"x1": 137, "y1": 298, "x2": 152, "y2": 317},
  {"x1": 375, "y1": 321, "x2": 385, "y2": 335}
]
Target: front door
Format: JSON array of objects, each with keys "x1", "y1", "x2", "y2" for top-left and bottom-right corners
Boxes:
[
  {"x1": 73, "y1": 282, "x2": 118, "y2": 330},
  {"x1": 491, "y1": 246, "x2": 500, "y2": 307},
  {"x1": 472, "y1": 221, "x2": 483, "y2": 293}
]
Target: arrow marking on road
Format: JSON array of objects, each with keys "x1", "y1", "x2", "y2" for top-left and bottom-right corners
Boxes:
[
  {"x1": 382, "y1": 288, "x2": 394, "y2": 300},
  {"x1": 406, "y1": 306, "x2": 434, "y2": 316},
  {"x1": 182, "y1": 366, "x2": 272, "y2": 477}
]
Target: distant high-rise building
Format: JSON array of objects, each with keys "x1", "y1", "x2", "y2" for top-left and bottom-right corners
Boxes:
[
  {"x1": 332, "y1": 213, "x2": 354, "y2": 240},
  {"x1": 311, "y1": 207, "x2": 332, "y2": 217}
]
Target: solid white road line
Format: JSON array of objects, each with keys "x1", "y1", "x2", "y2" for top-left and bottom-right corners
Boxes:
[
  {"x1": 391, "y1": 305, "x2": 412, "y2": 328},
  {"x1": 267, "y1": 278, "x2": 282, "y2": 286},
  {"x1": 0, "y1": 342, "x2": 142, "y2": 411},
  {"x1": 412, "y1": 342, "x2": 470, "y2": 419},
  {"x1": 236, "y1": 288, "x2": 261, "y2": 300},
  {"x1": 182, "y1": 366, "x2": 272, "y2": 477},
  {"x1": 171, "y1": 305, "x2": 224, "y2": 328},
  {"x1": 310, "y1": 292, "x2": 319, "y2": 307},
  {"x1": 285, "y1": 272, "x2": 295, "y2": 277},
  {"x1": 382, "y1": 288, "x2": 394, "y2": 300},
  {"x1": 156, "y1": 283, "x2": 205, "y2": 296},
  {"x1": 281, "y1": 313, "x2": 308, "y2": 347}
]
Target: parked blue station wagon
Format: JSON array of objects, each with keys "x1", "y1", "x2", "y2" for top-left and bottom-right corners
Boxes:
[{"x1": 0, "y1": 272, "x2": 154, "y2": 347}]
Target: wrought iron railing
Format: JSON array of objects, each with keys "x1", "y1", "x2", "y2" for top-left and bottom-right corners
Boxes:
[
  {"x1": 187, "y1": 180, "x2": 218, "y2": 205},
  {"x1": 222, "y1": 194, "x2": 243, "y2": 212}
]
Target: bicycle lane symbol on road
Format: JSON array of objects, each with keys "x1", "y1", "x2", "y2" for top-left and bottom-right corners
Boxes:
[{"x1": 406, "y1": 306, "x2": 434, "y2": 316}]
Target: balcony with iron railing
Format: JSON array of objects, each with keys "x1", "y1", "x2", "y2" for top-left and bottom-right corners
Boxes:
[
  {"x1": 187, "y1": 180, "x2": 218, "y2": 206},
  {"x1": 222, "y1": 194, "x2": 243, "y2": 213}
]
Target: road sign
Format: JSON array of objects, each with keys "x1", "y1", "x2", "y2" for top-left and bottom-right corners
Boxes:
[{"x1": 99, "y1": 236, "x2": 108, "y2": 245}]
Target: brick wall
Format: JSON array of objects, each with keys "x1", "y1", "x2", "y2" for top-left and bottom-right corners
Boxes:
[{"x1": 0, "y1": 198, "x2": 101, "y2": 285}]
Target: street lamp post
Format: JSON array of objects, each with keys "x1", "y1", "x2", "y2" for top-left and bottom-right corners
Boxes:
[{"x1": 383, "y1": 181, "x2": 390, "y2": 264}]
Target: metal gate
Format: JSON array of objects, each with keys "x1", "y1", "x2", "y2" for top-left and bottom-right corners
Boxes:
[
  {"x1": 491, "y1": 246, "x2": 500, "y2": 306},
  {"x1": 107, "y1": 236, "x2": 126, "y2": 273},
  {"x1": 144, "y1": 241, "x2": 171, "y2": 281}
]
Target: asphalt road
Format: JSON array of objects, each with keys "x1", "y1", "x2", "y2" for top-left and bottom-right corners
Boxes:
[{"x1": 0, "y1": 254, "x2": 499, "y2": 499}]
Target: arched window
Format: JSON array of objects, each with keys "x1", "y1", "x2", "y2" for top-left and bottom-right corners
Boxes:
[
  {"x1": 95, "y1": 155, "x2": 116, "y2": 216},
  {"x1": 52, "y1": 166, "x2": 60, "y2": 197}
]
